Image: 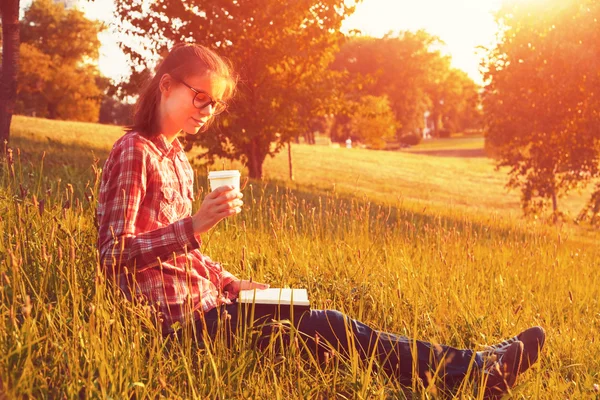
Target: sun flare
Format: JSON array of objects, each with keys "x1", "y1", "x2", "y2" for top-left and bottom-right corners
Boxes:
[{"x1": 341, "y1": 0, "x2": 507, "y2": 85}]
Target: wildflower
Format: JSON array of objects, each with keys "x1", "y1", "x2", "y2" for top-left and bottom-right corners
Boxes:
[
  {"x1": 22, "y1": 295, "x2": 32, "y2": 318},
  {"x1": 6, "y1": 148, "x2": 15, "y2": 179},
  {"x1": 19, "y1": 184, "x2": 28, "y2": 199},
  {"x1": 69, "y1": 236, "x2": 76, "y2": 263},
  {"x1": 159, "y1": 376, "x2": 167, "y2": 389}
]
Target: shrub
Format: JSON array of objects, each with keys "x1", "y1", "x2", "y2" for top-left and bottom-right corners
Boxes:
[
  {"x1": 399, "y1": 133, "x2": 422, "y2": 146},
  {"x1": 438, "y1": 129, "x2": 451, "y2": 138}
]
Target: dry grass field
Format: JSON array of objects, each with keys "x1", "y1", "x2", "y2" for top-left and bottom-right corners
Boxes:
[{"x1": 1, "y1": 115, "x2": 599, "y2": 398}]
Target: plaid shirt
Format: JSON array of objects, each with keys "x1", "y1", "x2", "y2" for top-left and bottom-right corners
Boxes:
[{"x1": 97, "y1": 131, "x2": 238, "y2": 333}]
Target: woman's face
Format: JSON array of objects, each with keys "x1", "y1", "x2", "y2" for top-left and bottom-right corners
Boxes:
[{"x1": 159, "y1": 71, "x2": 227, "y2": 138}]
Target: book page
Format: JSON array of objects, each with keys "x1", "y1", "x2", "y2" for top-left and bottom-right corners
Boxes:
[{"x1": 238, "y1": 288, "x2": 310, "y2": 306}]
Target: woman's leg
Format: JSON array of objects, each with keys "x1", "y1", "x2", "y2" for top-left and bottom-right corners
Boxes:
[
  {"x1": 195, "y1": 305, "x2": 481, "y2": 387},
  {"x1": 295, "y1": 309, "x2": 480, "y2": 387}
]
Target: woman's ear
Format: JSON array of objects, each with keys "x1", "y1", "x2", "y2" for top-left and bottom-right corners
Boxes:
[{"x1": 159, "y1": 74, "x2": 172, "y2": 94}]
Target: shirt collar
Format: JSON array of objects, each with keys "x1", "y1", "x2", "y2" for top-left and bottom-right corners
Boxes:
[{"x1": 152, "y1": 133, "x2": 183, "y2": 158}]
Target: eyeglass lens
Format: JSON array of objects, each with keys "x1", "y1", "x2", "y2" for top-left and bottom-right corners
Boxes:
[{"x1": 193, "y1": 93, "x2": 226, "y2": 114}]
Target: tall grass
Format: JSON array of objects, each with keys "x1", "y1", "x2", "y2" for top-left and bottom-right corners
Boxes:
[{"x1": 1, "y1": 118, "x2": 599, "y2": 398}]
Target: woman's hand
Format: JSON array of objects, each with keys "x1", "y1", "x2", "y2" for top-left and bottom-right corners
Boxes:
[
  {"x1": 192, "y1": 185, "x2": 243, "y2": 234},
  {"x1": 223, "y1": 279, "x2": 270, "y2": 299}
]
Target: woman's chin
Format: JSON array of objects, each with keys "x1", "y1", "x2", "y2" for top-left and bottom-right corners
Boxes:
[{"x1": 182, "y1": 125, "x2": 202, "y2": 135}]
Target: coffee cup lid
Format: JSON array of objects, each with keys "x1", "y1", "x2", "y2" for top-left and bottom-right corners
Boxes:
[{"x1": 208, "y1": 170, "x2": 241, "y2": 179}]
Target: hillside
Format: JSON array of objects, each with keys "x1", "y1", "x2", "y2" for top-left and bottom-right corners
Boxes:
[
  {"x1": 2, "y1": 115, "x2": 599, "y2": 398},
  {"x1": 10, "y1": 116, "x2": 590, "y2": 223}
]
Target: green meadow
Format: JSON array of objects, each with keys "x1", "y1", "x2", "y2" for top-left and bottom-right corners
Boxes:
[{"x1": 1, "y1": 115, "x2": 599, "y2": 399}]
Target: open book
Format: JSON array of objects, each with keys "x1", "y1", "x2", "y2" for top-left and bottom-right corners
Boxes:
[{"x1": 238, "y1": 288, "x2": 310, "y2": 307}]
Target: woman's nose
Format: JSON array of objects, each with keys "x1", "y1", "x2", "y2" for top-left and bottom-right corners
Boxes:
[{"x1": 198, "y1": 103, "x2": 214, "y2": 116}]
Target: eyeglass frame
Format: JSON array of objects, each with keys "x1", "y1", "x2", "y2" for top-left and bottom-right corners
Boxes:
[{"x1": 172, "y1": 77, "x2": 229, "y2": 115}]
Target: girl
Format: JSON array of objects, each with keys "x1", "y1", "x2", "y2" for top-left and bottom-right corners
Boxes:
[{"x1": 97, "y1": 43, "x2": 544, "y2": 398}]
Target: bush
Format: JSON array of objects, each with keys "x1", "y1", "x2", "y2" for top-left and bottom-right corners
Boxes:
[
  {"x1": 438, "y1": 129, "x2": 451, "y2": 138},
  {"x1": 399, "y1": 133, "x2": 422, "y2": 146}
]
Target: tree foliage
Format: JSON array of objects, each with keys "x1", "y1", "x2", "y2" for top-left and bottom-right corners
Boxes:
[
  {"x1": 114, "y1": 0, "x2": 357, "y2": 179},
  {"x1": 17, "y1": 0, "x2": 104, "y2": 121},
  {"x1": 484, "y1": 0, "x2": 600, "y2": 219},
  {"x1": 99, "y1": 96, "x2": 134, "y2": 126},
  {"x1": 345, "y1": 95, "x2": 396, "y2": 149},
  {"x1": 427, "y1": 68, "x2": 482, "y2": 136},
  {"x1": 332, "y1": 32, "x2": 481, "y2": 139}
]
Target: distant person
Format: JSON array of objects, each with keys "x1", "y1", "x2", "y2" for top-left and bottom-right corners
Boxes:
[
  {"x1": 96, "y1": 43, "x2": 545, "y2": 398},
  {"x1": 346, "y1": 137, "x2": 352, "y2": 149}
]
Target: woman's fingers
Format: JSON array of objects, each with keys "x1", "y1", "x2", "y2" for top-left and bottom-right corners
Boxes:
[
  {"x1": 206, "y1": 185, "x2": 235, "y2": 199},
  {"x1": 201, "y1": 191, "x2": 242, "y2": 208},
  {"x1": 240, "y1": 281, "x2": 270, "y2": 291},
  {"x1": 212, "y1": 201, "x2": 243, "y2": 214},
  {"x1": 223, "y1": 280, "x2": 269, "y2": 300},
  {"x1": 207, "y1": 186, "x2": 243, "y2": 202},
  {"x1": 193, "y1": 187, "x2": 244, "y2": 234},
  {"x1": 206, "y1": 192, "x2": 243, "y2": 210}
]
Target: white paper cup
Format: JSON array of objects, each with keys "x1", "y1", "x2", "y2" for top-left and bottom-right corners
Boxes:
[{"x1": 208, "y1": 170, "x2": 241, "y2": 192}]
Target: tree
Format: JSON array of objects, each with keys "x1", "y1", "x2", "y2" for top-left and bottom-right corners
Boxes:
[
  {"x1": 442, "y1": 70, "x2": 482, "y2": 134},
  {"x1": 425, "y1": 65, "x2": 481, "y2": 136},
  {"x1": 115, "y1": 0, "x2": 357, "y2": 180},
  {"x1": 15, "y1": 43, "x2": 52, "y2": 116},
  {"x1": 17, "y1": 0, "x2": 104, "y2": 121},
  {"x1": 0, "y1": 0, "x2": 21, "y2": 145},
  {"x1": 304, "y1": 114, "x2": 334, "y2": 144},
  {"x1": 99, "y1": 96, "x2": 134, "y2": 126},
  {"x1": 332, "y1": 31, "x2": 480, "y2": 139},
  {"x1": 346, "y1": 95, "x2": 396, "y2": 149},
  {"x1": 484, "y1": 0, "x2": 600, "y2": 218}
]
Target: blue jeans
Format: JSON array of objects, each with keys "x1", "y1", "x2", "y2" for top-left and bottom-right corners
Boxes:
[{"x1": 191, "y1": 304, "x2": 482, "y2": 388}]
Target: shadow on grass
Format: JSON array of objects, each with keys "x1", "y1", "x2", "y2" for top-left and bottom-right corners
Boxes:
[
  {"x1": 5, "y1": 134, "x2": 546, "y2": 247},
  {"x1": 404, "y1": 148, "x2": 487, "y2": 158},
  {"x1": 6, "y1": 134, "x2": 115, "y2": 198},
  {"x1": 235, "y1": 176, "x2": 547, "y2": 246}
]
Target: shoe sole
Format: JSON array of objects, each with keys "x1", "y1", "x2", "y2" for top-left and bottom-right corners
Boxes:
[{"x1": 484, "y1": 341, "x2": 524, "y2": 399}]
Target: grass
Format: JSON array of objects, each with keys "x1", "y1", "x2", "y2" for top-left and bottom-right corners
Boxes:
[
  {"x1": 1, "y1": 115, "x2": 599, "y2": 398},
  {"x1": 405, "y1": 137, "x2": 485, "y2": 151}
]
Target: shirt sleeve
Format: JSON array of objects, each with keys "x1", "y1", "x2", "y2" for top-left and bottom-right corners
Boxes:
[
  {"x1": 220, "y1": 267, "x2": 238, "y2": 289},
  {"x1": 98, "y1": 140, "x2": 201, "y2": 272}
]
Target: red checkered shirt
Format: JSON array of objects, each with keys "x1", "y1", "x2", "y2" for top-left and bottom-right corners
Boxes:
[{"x1": 97, "y1": 131, "x2": 238, "y2": 333}]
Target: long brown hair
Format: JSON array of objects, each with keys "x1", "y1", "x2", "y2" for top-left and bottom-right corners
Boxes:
[{"x1": 128, "y1": 43, "x2": 237, "y2": 137}]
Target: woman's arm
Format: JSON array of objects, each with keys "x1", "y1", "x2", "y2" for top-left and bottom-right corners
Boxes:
[{"x1": 98, "y1": 139, "x2": 201, "y2": 271}]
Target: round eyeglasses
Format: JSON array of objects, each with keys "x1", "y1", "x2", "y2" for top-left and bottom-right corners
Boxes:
[{"x1": 174, "y1": 77, "x2": 228, "y2": 115}]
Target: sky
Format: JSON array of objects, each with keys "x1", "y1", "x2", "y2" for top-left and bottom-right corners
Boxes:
[
  {"x1": 341, "y1": 0, "x2": 504, "y2": 85},
  {"x1": 54, "y1": 0, "x2": 505, "y2": 86}
]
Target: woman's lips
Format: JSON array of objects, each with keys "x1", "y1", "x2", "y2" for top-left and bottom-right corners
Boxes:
[{"x1": 191, "y1": 117, "x2": 205, "y2": 126}]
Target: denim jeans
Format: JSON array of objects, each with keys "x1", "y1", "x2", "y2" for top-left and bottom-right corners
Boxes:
[{"x1": 190, "y1": 304, "x2": 482, "y2": 388}]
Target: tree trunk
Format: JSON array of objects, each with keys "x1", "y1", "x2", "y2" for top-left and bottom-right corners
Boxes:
[
  {"x1": 288, "y1": 141, "x2": 294, "y2": 181},
  {"x1": 432, "y1": 112, "x2": 442, "y2": 137},
  {"x1": 247, "y1": 137, "x2": 266, "y2": 180},
  {"x1": 0, "y1": 0, "x2": 21, "y2": 146},
  {"x1": 551, "y1": 187, "x2": 558, "y2": 215},
  {"x1": 48, "y1": 102, "x2": 58, "y2": 120}
]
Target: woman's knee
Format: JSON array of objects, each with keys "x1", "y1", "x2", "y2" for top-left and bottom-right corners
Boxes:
[{"x1": 296, "y1": 309, "x2": 354, "y2": 347}]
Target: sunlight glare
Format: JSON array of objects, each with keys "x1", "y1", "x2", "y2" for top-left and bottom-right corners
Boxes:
[{"x1": 341, "y1": 0, "x2": 505, "y2": 85}]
